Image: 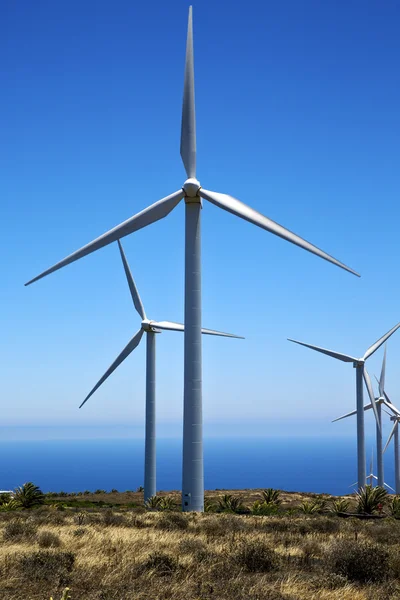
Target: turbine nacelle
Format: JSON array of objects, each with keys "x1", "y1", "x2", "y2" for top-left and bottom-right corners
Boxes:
[
  {"x1": 183, "y1": 178, "x2": 201, "y2": 198},
  {"x1": 141, "y1": 319, "x2": 162, "y2": 333},
  {"x1": 353, "y1": 359, "x2": 365, "y2": 368}
]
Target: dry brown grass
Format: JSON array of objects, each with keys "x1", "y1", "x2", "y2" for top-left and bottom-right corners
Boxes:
[{"x1": 0, "y1": 493, "x2": 399, "y2": 600}]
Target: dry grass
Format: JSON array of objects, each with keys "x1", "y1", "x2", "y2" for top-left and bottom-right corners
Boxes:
[{"x1": 0, "y1": 491, "x2": 399, "y2": 599}]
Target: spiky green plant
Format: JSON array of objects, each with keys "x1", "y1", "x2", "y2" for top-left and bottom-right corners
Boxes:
[
  {"x1": 158, "y1": 496, "x2": 176, "y2": 511},
  {"x1": 356, "y1": 485, "x2": 387, "y2": 515},
  {"x1": 217, "y1": 494, "x2": 244, "y2": 513},
  {"x1": 329, "y1": 498, "x2": 350, "y2": 515},
  {"x1": 204, "y1": 499, "x2": 216, "y2": 512},
  {"x1": 261, "y1": 488, "x2": 281, "y2": 505},
  {"x1": 13, "y1": 482, "x2": 45, "y2": 509},
  {"x1": 0, "y1": 499, "x2": 20, "y2": 512},
  {"x1": 145, "y1": 495, "x2": 162, "y2": 509},
  {"x1": 0, "y1": 493, "x2": 11, "y2": 505},
  {"x1": 251, "y1": 500, "x2": 279, "y2": 516},
  {"x1": 389, "y1": 495, "x2": 400, "y2": 517},
  {"x1": 300, "y1": 498, "x2": 326, "y2": 514}
]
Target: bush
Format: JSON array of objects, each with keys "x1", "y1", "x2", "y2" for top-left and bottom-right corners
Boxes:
[
  {"x1": 325, "y1": 539, "x2": 390, "y2": 583},
  {"x1": 141, "y1": 551, "x2": 178, "y2": 576},
  {"x1": 145, "y1": 495, "x2": 162, "y2": 510},
  {"x1": 102, "y1": 509, "x2": 126, "y2": 527},
  {"x1": 251, "y1": 501, "x2": 279, "y2": 516},
  {"x1": 3, "y1": 519, "x2": 38, "y2": 542},
  {"x1": 233, "y1": 540, "x2": 279, "y2": 573},
  {"x1": 329, "y1": 498, "x2": 350, "y2": 514},
  {"x1": 356, "y1": 485, "x2": 387, "y2": 515},
  {"x1": 389, "y1": 496, "x2": 400, "y2": 517},
  {"x1": 18, "y1": 550, "x2": 75, "y2": 582},
  {"x1": 261, "y1": 488, "x2": 281, "y2": 505},
  {"x1": 217, "y1": 494, "x2": 245, "y2": 513},
  {"x1": 300, "y1": 498, "x2": 327, "y2": 514},
  {"x1": 37, "y1": 530, "x2": 62, "y2": 548},
  {"x1": 156, "y1": 512, "x2": 188, "y2": 531}
]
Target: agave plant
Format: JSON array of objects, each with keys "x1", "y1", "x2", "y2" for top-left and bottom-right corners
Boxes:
[
  {"x1": 356, "y1": 485, "x2": 387, "y2": 515},
  {"x1": 145, "y1": 495, "x2": 162, "y2": 510},
  {"x1": 389, "y1": 496, "x2": 400, "y2": 518},
  {"x1": 14, "y1": 482, "x2": 45, "y2": 509},
  {"x1": 261, "y1": 488, "x2": 281, "y2": 505},
  {"x1": 0, "y1": 499, "x2": 20, "y2": 512},
  {"x1": 300, "y1": 498, "x2": 326, "y2": 515},
  {"x1": 204, "y1": 498, "x2": 216, "y2": 513},
  {"x1": 158, "y1": 496, "x2": 176, "y2": 511},
  {"x1": 217, "y1": 494, "x2": 244, "y2": 513},
  {"x1": 329, "y1": 498, "x2": 350, "y2": 515}
]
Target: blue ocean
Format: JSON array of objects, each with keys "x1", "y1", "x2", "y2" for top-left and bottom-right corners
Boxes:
[{"x1": 0, "y1": 436, "x2": 394, "y2": 496}]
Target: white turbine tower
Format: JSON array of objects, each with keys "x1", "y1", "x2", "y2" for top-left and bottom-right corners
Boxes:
[
  {"x1": 288, "y1": 324, "x2": 400, "y2": 489},
  {"x1": 332, "y1": 347, "x2": 392, "y2": 487},
  {"x1": 80, "y1": 241, "x2": 242, "y2": 503},
  {"x1": 25, "y1": 7, "x2": 360, "y2": 511}
]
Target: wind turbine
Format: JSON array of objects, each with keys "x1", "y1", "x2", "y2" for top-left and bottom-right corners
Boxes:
[
  {"x1": 351, "y1": 449, "x2": 394, "y2": 491},
  {"x1": 25, "y1": 7, "x2": 360, "y2": 512},
  {"x1": 333, "y1": 346, "x2": 392, "y2": 487},
  {"x1": 288, "y1": 324, "x2": 400, "y2": 489},
  {"x1": 383, "y1": 405, "x2": 400, "y2": 494},
  {"x1": 80, "y1": 241, "x2": 243, "y2": 503}
]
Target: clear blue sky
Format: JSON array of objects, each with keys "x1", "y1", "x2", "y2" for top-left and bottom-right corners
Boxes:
[{"x1": 2, "y1": 0, "x2": 400, "y2": 440}]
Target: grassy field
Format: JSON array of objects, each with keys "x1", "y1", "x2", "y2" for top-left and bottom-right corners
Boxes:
[{"x1": 1, "y1": 488, "x2": 400, "y2": 600}]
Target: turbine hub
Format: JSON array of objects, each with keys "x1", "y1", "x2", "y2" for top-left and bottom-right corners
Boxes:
[
  {"x1": 183, "y1": 178, "x2": 201, "y2": 198},
  {"x1": 141, "y1": 319, "x2": 161, "y2": 333}
]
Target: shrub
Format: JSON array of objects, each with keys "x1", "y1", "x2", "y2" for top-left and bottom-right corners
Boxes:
[
  {"x1": 329, "y1": 498, "x2": 350, "y2": 514},
  {"x1": 156, "y1": 512, "x2": 188, "y2": 531},
  {"x1": 0, "y1": 493, "x2": 11, "y2": 505},
  {"x1": 261, "y1": 488, "x2": 281, "y2": 505},
  {"x1": 94, "y1": 489, "x2": 106, "y2": 494},
  {"x1": 141, "y1": 551, "x2": 178, "y2": 576},
  {"x1": 0, "y1": 499, "x2": 20, "y2": 512},
  {"x1": 251, "y1": 500, "x2": 279, "y2": 516},
  {"x1": 300, "y1": 500, "x2": 321, "y2": 514},
  {"x1": 72, "y1": 527, "x2": 86, "y2": 537},
  {"x1": 356, "y1": 485, "x2": 388, "y2": 514},
  {"x1": 14, "y1": 482, "x2": 45, "y2": 509},
  {"x1": 145, "y1": 495, "x2": 162, "y2": 510},
  {"x1": 136, "y1": 486, "x2": 144, "y2": 492},
  {"x1": 3, "y1": 519, "x2": 38, "y2": 542},
  {"x1": 204, "y1": 498, "x2": 217, "y2": 512},
  {"x1": 102, "y1": 509, "x2": 126, "y2": 527},
  {"x1": 37, "y1": 530, "x2": 62, "y2": 548},
  {"x1": 389, "y1": 496, "x2": 400, "y2": 517},
  {"x1": 217, "y1": 494, "x2": 245, "y2": 513},
  {"x1": 324, "y1": 539, "x2": 390, "y2": 583},
  {"x1": 233, "y1": 540, "x2": 279, "y2": 573},
  {"x1": 18, "y1": 550, "x2": 75, "y2": 582},
  {"x1": 158, "y1": 496, "x2": 176, "y2": 511}
]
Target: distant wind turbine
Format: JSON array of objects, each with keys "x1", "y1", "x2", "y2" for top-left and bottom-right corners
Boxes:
[
  {"x1": 333, "y1": 346, "x2": 393, "y2": 487},
  {"x1": 25, "y1": 7, "x2": 359, "y2": 511},
  {"x1": 288, "y1": 324, "x2": 400, "y2": 489},
  {"x1": 80, "y1": 241, "x2": 243, "y2": 503},
  {"x1": 350, "y1": 449, "x2": 394, "y2": 491}
]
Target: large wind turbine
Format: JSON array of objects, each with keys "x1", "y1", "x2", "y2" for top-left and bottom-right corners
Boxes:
[
  {"x1": 288, "y1": 324, "x2": 400, "y2": 489},
  {"x1": 333, "y1": 347, "x2": 392, "y2": 486},
  {"x1": 25, "y1": 7, "x2": 359, "y2": 511},
  {"x1": 81, "y1": 241, "x2": 242, "y2": 503}
]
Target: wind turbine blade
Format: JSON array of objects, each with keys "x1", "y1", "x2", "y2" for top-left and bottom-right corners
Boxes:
[
  {"x1": 79, "y1": 328, "x2": 144, "y2": 409},
  {"x1": 25, "y1": 190, "x2": 184, "y2": 285},
  {"x1": 379, "y1": 344, "x2": 387, "y2": 397},
  {"x1": 151, "y1": 320, "x2": 244, "y2": 339},
  {"x1": 332, "y1": 409, "x2": 358, "y2": 422},
  {"x1": 199, "y1": 188, "x2": 360, "y2": 277},
  {"x1": 332, "y1": 403, "x2": 374, "y2": 422},
  {"x1": 180, "y1": 6, "x2": 196, "y2": 178},
  {"x1": 287, "y1": 339, "x2": 357, "y2": 363},
  {"x1": 384, "y1": 482, "x2": 395, "y2": 492},
  {"x1": 117, "y1": 241, "x2": 146, "y2": 320},
  {"x1": 363, "y1": 322, "x2": 400, "y2": 361},
  {"x1": 382, "y1": 399, "x2": 400, "y2": 417},
  {"x1": 363, "y1": 369, "x2": 380, "y2": 432},
  {"x1": 383, "y1": 421, "x2": 398, "y2": 454}
]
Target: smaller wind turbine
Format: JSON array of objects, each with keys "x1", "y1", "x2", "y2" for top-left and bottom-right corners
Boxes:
[
  {"x1": 80, "y1": 241, "x2": 243, "y2": 503},
  {"x1": 288, "y1": 323, "x2": 400, "y2": 489},
  {"x1": 351, "y1": 449, "x2": 394, "y2": 491},
  {"x1": 383, "y1": 404, "x2": 400, "y2": 494},
  {"x1": 333, "y1": 347, "x2": 392, "y2": 487}
]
